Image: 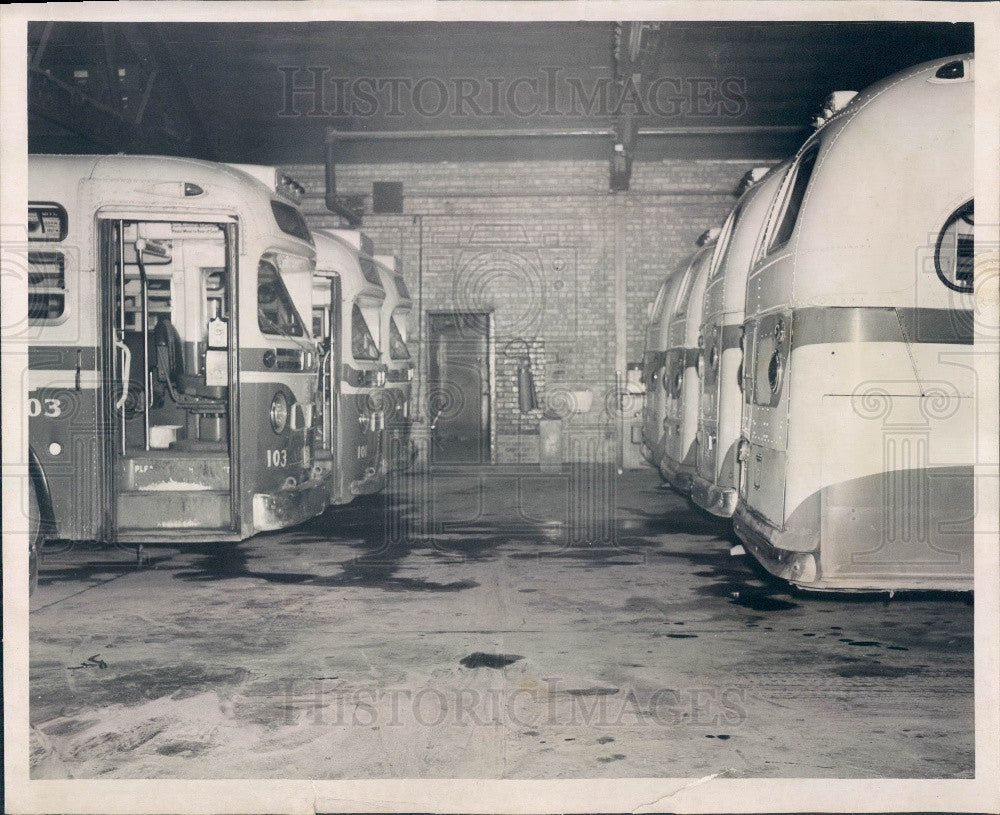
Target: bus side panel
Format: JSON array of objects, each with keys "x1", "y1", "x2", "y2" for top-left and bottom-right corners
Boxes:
[
  {"x1": 816, "y1": 393, "x2": 974, "y2": 586},
  {"x1": 693, "y1": 318, "x2": 743, "y2": 515},
  {"x1": 695, "y1": 326, "x2": 719, "y2": 483},
  {"x1": 695, "y1": 280, "x2": 724, "y2": 486},
  {"x1": 716, "y1": 338, "x2": 743, "y2": 489},
  {"x1": 342, "y1": 388, "x2": 384, "y2": 498},
  {"x1": 385, "y1": 381, "x2": 412, "y2": 470},
  {"x1": 742, "y1": 310, "x2": 791, "y2": 529},
  {"x1": 240, "y1": 378, "x2": 324, "y2": 533},
  {"x1": 660, "y1": 347, "x2": 684, "y2": 478},
  {"x1": 679, "y1": 357, "x2": 700, "y2": 473},
  {"x1": 640, "y1": 350, "x2": 664, "y2": 463},
  {"x1": 28, "y1": 380, "x2": 102, "y2": 540}
]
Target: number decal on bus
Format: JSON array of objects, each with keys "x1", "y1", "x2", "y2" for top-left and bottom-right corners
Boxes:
[
  {"x1": 27, "y1": 397, "x2": 62, "y2": 417},
  {"x1": 266, "y1": 448, "x2": 288, "y2": 468}
]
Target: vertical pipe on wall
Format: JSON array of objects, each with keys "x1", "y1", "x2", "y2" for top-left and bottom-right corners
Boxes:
[
  {"x1": 613, "y1": 196, "x2": 628, "y2": 384},
  {"x1": 613, "y1": 196, "x2": 628, "y2": 474},
  {"x1": 414, "y1": 214, "x2": 424, "y2": 423}
]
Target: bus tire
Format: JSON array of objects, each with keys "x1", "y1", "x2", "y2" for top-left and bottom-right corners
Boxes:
[
  {"x1": 28, "y1": 472, "x2": 41, "y2": 596},
  {"x1": 27, "y1": 447, "x2": 53, "y2": 596}
]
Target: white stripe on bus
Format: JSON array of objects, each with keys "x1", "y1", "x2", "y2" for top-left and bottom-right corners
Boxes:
[
  {"x1": 29, "y1": 370, "x2": 102, "y2": 390},
  {"x1": 30, "y1": 370, "x2": 314, "y2": 389}
]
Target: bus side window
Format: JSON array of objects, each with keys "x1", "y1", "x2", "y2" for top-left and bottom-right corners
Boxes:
[
  {"x1": 312, "y1": 307, "x2": 326, "y2": 343},
  {"x1": 766, "y1": 146, "x2": 819, "y2": 255},
  {"x1": 712, "y1": 203, "x2": 744, "y2": 279},
  {"x1": 258, "y1": 259, "x2": 305, "y2": 337},
  {"x1": 389, "y1": 316, "x2": 410, "y2": 360},
  {"x1": 27, "y1": 203, "x2": 69, "y2": 324},
  {"x1": 27, "y1": 251, "x2": 67, "y2": 322},
  {"x1": 351, "y1": 303, "x2": 380, "y2": 361}
]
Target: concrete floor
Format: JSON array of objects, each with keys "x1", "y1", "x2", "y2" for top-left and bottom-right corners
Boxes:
[{"x1": 29, "y1": 466, "x2": 974, "y2": 779}]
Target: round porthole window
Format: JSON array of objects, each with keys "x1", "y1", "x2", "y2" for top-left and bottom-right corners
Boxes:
[{"x1": 935, "y1": 200, "x2": 974, "y2": 293}]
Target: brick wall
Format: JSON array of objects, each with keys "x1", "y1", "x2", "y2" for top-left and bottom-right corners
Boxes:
[{"x1": 283, "y1": 158, "x2": 773, "y2": 464}]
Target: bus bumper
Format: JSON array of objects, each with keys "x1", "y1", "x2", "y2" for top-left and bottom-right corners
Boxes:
[
  {"x1": 351, "y1": 463, "x2": 387, "y2": 496},
  {"x1": 387, "y1": 426, "x2": 416, "y2": 471},
  {"x1": 734, "y1": 467, "x2": 975, "y2": 592},
  {"x1": 690, "y1": 475, "x2": 738, "y2": 517},
  {"x1": 253, "y1": 476, "x2": 328, "y2": 532},
  {"x1": 659, "y1": 458, "x2": 694, "y2": 495},
  {"x1": 732, "y1": 503, "x2": 818, "y2": 585}
]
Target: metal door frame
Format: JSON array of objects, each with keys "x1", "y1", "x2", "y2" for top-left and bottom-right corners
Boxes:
[{"x1": 98, "y1": 216, "x2": 240, "y2": 536}]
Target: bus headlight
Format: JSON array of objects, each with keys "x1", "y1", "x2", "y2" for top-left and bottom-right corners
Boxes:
[{"x1": 270, "y1": 391, "x2": 289, "y2": 433}]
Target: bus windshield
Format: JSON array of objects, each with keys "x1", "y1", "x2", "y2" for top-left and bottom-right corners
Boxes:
[
  {"x1": 389, "y1": 315, "x2": 410, "y2": 360},
  {"x1": 258, "y1": 259, "x2": 305, "y2": 337},
  {"x1": 352, "y1": 303, "x2": 379, "y2": 360}
]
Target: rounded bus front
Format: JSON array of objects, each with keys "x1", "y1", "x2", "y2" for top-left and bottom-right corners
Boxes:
[
  {"x1": 26, "y1": 155, "x2": 327, "y2": 544},
  {"x1": 731, "y1": 55, "x2": 975, "y2": 591}
]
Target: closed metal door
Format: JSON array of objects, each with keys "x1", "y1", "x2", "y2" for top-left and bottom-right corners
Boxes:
[{"x1": 427, "y1": 312, "x2": 491, "y2": 464}]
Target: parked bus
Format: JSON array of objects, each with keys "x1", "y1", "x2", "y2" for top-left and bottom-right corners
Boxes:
[
  {"x1": 660, "y1": 231, "x2": 718, "y2": 492},
  {"x1": 311, "y1": 228, "x2": 388, "y2": 504},
  {"x1": 26, "y1": 154, "x2": 327, "y2": 544},
  {"x1": 375, "y1": 255, "x2": 416, "y2": 470},
  {"x1": 640, "y1": 254, "x2": 695, "y2": 472},
  {"x1": 733, "y1": 54, "x2": 975, "y2": 591},
  {"x1": 691, "y1": 164, "x2": 789, "y2": 517}
]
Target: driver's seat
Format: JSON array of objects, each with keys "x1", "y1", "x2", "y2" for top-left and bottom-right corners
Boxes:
[{"x1": 151, "y1": 317, "x2": 227, "y2": 447}]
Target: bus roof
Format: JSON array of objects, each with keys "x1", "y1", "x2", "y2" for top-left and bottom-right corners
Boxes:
[
  {"x1": 707, "y1": 159, "x2": 792, "y2": 316},
  {"x1": 769, "y1": 53, "x2": 973, "y2": 308},
  {"x1": 670, "y1": 240, "x2": 716, "y2": 348},
  {"x1": 655, "y1": 250, "x2": 699, "y2": 346},
  {"x1": 30, "y1": 154, "x2": 282, "y2": 208},
  {"x1": 313, "y1": 228, "x2": 385, "y2": 306},
  {"x1": 376, "y1": 260, "x2": 412, "y2": 314}
]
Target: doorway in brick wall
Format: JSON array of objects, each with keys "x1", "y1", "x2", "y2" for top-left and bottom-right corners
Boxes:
[{"x1": 427, "y1": 311, "x2": 493, "y2": 465}]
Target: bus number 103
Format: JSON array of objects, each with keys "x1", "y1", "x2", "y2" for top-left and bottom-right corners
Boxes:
[
  {"x1": 27, "y1": 397, "x2": 63, "y2": 417},
  {"x1": 266, "y1": 448, "x2": 289, "y2": 468}
]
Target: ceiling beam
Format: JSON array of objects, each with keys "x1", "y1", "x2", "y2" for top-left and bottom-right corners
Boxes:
[
  {"x1": 28, "y1": 21, "x2": 217, "y2": 158},
  {"x1": 118, "y1": 23, "x2": 217, "y2": 159},
  {"x1": 611, "y1": 22, "x2": 663, "y2": 191}
]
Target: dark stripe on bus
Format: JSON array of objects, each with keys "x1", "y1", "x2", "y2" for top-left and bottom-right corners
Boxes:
[
  {"x1": 720, "y1": 324, "x2": 743, "y2": 351},
  {"x1": 790, "y1": 307, "x2": 974, "y2": 349},
  {"x1": 28, "y1": 346, "x2": 98, "y2": 370},
  {"x1": 239, "y1": 347, "x2": 312, "y2": 373},
  {"x1": 343, "y1": 364, "x2": 385, "y2": 388}
]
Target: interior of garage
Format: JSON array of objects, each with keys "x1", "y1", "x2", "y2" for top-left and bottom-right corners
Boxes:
[
  {"x1": 24, "y1": 20, "x2": 977, "y2": 782},
  {"x1": 28, "y1": 21, "x2": 974, "y2": 466}
]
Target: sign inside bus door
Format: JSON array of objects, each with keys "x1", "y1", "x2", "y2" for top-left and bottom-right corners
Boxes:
[{"x1": 205, "y1": 316, "x2": 228, "y2": 386}]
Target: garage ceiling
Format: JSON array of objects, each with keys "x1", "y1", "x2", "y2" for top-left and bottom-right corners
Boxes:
[{"x1": 28, "y1": 21, "x2": 974, "y2": 164}]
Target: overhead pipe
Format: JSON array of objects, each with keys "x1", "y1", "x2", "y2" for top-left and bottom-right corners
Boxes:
[
  {"x1": 325, "y1": 125, "x2": 799, "y2": 141},
  {"x1": 324, "y1": 133, "x2": 364, "y2": 226},
  {"x1": 326, "y1": 127, "x2": 613, "y2": 141}
]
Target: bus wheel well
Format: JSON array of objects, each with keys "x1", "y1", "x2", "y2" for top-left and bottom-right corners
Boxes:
[{"x1": 28, "y1": 446, "x2": 57, "y2": 537}]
